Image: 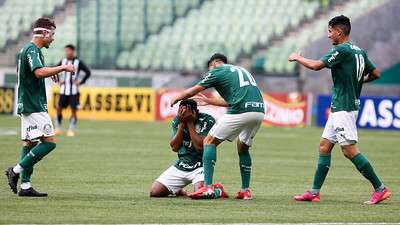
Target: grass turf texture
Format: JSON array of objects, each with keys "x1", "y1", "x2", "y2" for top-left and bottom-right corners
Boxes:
[{"x1": 0, "y1": 115, "x2": 399, "y2": 223}]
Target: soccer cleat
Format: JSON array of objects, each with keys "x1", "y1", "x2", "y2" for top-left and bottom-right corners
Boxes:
[
  {"x1": 213, "y1": 183, "x2": 229, "y2": 198},
  {"x1": 66, "y1": 130, "x2": 75, "y2": 137},
  {"x1": 54, "y1": 129, "x2": 63, "y2": 135},
  {"x1": 188, "y1": 186, "x2": 215, "y2": 199},
  {"x1": 294, "y1": 191, "x2": 320, "y2": 202},
  {"x1": 364, "y1": 187, "x2": 391, "y2": 205},
  {"x1": 5, "y1": 167, "x2": 19, "y2": 194},
  {"x1": 235, "y1": 188, "x2": 253, "y2": 200},
  {"x1": 18, "y1": 187, "x2": 48, "y2": 197}
]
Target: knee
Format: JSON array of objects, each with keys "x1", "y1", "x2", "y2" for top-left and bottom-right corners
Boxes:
[
  {"x1": 318, "y1": 141, "x2": 332, "y2": 154},
  {"x1": 341, "y1": 146, "x2": 359, "y2": 159}
]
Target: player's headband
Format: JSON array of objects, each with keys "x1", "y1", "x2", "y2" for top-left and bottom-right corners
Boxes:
[{"x1": 33, "y1": 27, "x2": 55, "y2": 38}]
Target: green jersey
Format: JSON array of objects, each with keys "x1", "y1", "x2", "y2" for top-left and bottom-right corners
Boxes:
[
  {"x1": 321, "y1": 41, "x2": 376, "y2": 112},
  {"x1": 17, "y1": 42, "x2": 47, "y2": 114},
  {"x1": 197, "y1": 64, "x2": 265, "y2": 114},
  {"x1": 172, "y1": 113, "x2": 215, "y2": 172}
]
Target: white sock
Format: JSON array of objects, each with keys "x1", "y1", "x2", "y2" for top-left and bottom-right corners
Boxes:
[
  {"x1": 21, "y1": 182, "x2": 31, "y2": 190},
  {"x1": 13, "y1": 164, "x2": 23, "y2": 173}
]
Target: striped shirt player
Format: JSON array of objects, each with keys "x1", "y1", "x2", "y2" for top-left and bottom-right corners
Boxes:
[{"x1": 55, "y1": 44, "x2": 91, "y2": 136}]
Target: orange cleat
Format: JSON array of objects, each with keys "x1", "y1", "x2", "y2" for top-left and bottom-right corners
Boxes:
[
  {"x1": 236, "y1": 188, "x2": 253, "y2": 200},
  {"x1": 294, "y1": 191, "x2": 320, "y2": 202}
]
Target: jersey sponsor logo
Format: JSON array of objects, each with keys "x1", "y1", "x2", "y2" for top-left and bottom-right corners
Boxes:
[
  {"x1": 245, "y1": 101, "x2": 264, "y2": 109},
  {"x1": 178, "y1": 161, "x2": 201, "y2": 170},
  {"x1": 195, "y1": 122, "x2": 208, "y2": 133},
  {"x1": 328, "y1": 51, "x2": 339, "y2": 63},
  {"x1": 26, "y1": 125, "x2": 38, "y2": 132}
]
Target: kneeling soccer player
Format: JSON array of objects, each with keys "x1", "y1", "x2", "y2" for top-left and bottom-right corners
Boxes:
[{"x1": 150, "y1": 99, "x2": 228, "y2": 198}]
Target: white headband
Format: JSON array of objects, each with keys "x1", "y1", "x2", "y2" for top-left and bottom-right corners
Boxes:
[{"x1": 33, "y1": 27, "x2": 54, "y2": 37}]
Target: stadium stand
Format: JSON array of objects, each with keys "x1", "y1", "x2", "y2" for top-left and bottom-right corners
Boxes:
[
  {"x1": 116, "y1": 0, "x2": 320, "y2": 71},
  {"x1": 44, "y1": 0, "x2": 202, "y2": 67},
  {"x1": 252, "y1": 0, "x2": 388, "y2": 74},
  {"x1": 0, "y1": 0, "x2": 66, "y2": 50}
]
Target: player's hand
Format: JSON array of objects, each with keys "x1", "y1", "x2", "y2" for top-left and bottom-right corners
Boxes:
[
  {"x1": 288, "y1": 52, "x2": 301, "y2": 62},
  {"x1": 74, "y1": 80, "x2": 80, "y2": 86},
  {"x1": 51, "y1": 74, "x2": 59, "y2": 83},
  {"x1": 178, "y1": 106, "x2": 186, "y2": 121},
  {"x1": 170, "y1": 96, "x2": 179, "y2": 107},
  {"x1": 64, "y1": 64, "x2": 75, "y2": 73},
  {"x1": 192, "y1": 93, "x2": 209, "y2": 106}
]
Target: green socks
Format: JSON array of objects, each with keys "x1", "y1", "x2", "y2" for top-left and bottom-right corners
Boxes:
[
  {"x1": 203, "y1": 144, "x2": 216, "y2": 186},
  {"x1": 19, "y1": 142, "x2": 56, "y2": 169},
  {"x1": 239, "y1": 151, "x2": 252, "y2": 190},
  {"x1": 20, "y1": 146, "x2": 34, "y2": 183},
  {"x1": 311, "y1": 154, "x2": 331, "y2": 193},
  {"x1": 351, "y1": 153, "x2": 383, "y2": 191}
]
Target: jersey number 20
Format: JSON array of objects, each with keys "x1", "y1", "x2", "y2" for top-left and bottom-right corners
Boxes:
[
  {"x1": 230, "y1": 66, "x2": 257, "y2": 87},
  {"x1": 355, "y1": 54, "x2": 365, "y2": 82}
]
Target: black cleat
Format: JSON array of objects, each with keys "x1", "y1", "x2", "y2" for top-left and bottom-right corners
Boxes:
[
  {"x1": 5, "y1": 166, "x2": 19, "y2": 194},
  {"x1": 18, "y1": 187, "x2": 48, "y2": 197}
]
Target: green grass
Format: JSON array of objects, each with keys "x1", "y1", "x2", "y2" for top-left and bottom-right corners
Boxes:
[{"x1": 0, "y1": 115, "x2": 399, "y2": 223}]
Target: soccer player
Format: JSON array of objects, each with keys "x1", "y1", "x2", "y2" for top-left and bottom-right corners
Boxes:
[
  {"x1": 150, "y1": 99, "x2": 228, "y2": 198},
  {"x1": 288, "y1": 15, "x2": 390, "y2": 204},
  {"x1": 170, "y1": 54, "x2": 265, "y2": 200},
  {"x1": 4, "y1": 18, "x2": 75, "y2": 197},
  {"x1": 55, "y1": 44, "x2": 91, "y2": 137}
]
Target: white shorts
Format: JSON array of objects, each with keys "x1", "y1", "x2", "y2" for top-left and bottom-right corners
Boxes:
[
  {"x1": 209, "y1": 112, "x2": 264, "y2": 146},
  {"x1": 20, "y1": 112, "x2": 55, "y2": 141},
  {"x1": 322, "y1": 111, "x2": 358, "y2": 146},
  {"x1": 156, "y1": 166, "x2": 204, "y2": 195}
]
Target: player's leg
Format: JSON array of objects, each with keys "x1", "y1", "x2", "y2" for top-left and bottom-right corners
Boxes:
[
  {"x1": 67, "y1": 95, "x2": 79, "y2": 137},
  {"x1": 336, "y1": 111, "x2": 390, "y2": 204},
  {"x1": 342, "y1": 144, "x2": 390, "y2": 204},
  {"x1": 295, "y1": 113, "x2": 336, "y2": 202},
  {"x1": 150, "y1": 181, "x2": 174, "y2": 197},
  {"x1": 19, "y1": 141, "x2": 38, "y2": 191},
  {"x1": 234, "y1": 112, "x2": 264, "y2": 200},
  {"x1": 14, "y1": 113, "x2": 55, "y2": 196},
  {"x1": 150, "y1": 166, "x2": 188, "y2": 197},
  {"x1": 55, "y1": 95, "x2": 67, "y2": 134},
  {"x1": 203, "y1": 135, "x2": 223, "y2": 188}
]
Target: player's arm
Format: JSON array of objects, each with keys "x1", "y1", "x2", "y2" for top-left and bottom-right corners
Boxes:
[
  {"x1": 363, "y1": 54, "x2": 380, "y2": 83},
  {"x1": 34, "y1": 65, "x2": 74, "y2": 78},
  {"x1": 187, "y1": 122, "x2": 205, "y2": 152},
  {"x1": 169, "y1": 107, "x2": 186, "y2": 152},
  {"x1": 364, "y1": 68, "x2": 380, "y2": 83},
  {"x1": 77, "y1": 60, "x2": 91, "y2": 85},
  {"x1": 288, "y1": 53, "x2": 325, "y2": 71},
  {"x1": 192, "y1": 94, "x2": 228, "y2": 107},
  {"x1": 169, "y1": 123, "x2": 184, "y2": 152},
  {"x1": 170, "y1": 85, "x2": 205, "y2": 107}
]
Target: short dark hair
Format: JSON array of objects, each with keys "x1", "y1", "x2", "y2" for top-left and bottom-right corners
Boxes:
[
  {"x1": 207, "y1": 53, "x2": 228, "y2": 67},
  {"x1": 328, "y1": 15, "x2": 351, "y2": 35},
  {"x1": 179, "y1": 99, "x2": 198, "y2": 111},
  {"x1": 33, "y1": 17, "x2": 56, "y2": 30},
  {"x1": 65, "y1": 44, "x2": 75, "y2": 51}
]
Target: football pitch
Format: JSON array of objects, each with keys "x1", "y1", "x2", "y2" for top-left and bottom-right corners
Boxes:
[{"x1": 0, "y1": 115, "x2": 399, "y2": 224}]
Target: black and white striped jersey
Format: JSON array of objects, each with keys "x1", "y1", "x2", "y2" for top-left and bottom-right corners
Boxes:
[{"x1": 57, "y1": 58, "x2": 91, "y2": 96}]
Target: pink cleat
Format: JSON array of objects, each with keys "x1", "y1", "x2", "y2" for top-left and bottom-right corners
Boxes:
[
  {"x1": 188, "y1": 186, "x2": 215, "y2": 199},
  {"x1": 235, "y1": 189, "x2": 253, "y2": 200},
  {"x1": 294, "y1": 191, "x2": 320, "y2": 202},
  {"x1": 364, "y1": 187, "x2": 391, "y2": 205}
]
